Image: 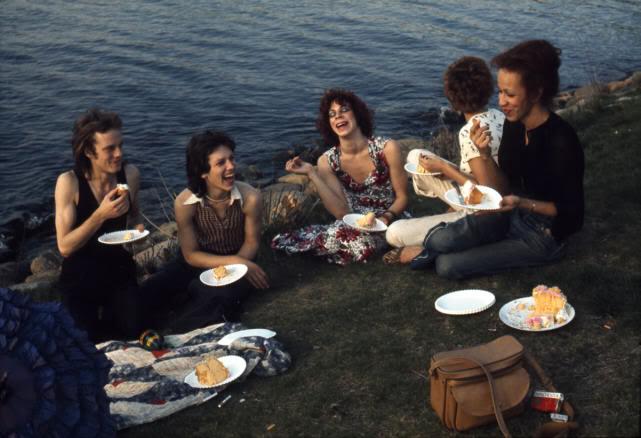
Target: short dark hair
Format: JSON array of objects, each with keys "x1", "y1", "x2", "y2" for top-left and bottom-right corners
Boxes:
[
  {"x1": 492, "y1": 39, "x2": 561, "y2": 108},
  {"x1": 316, "y1": 89, "x2": 374, "y2": 146},
  {"x1": 186, "y1": 130, "x2": 236, "y2": 197},
  {"x1": 71, "y1": 108, "x2": 122, "y2": 176},
  {"x1": 443, "y1": 56, "x2": 493, "y2": 114}
]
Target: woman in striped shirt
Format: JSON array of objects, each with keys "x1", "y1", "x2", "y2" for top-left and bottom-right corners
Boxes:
[{"x1": 140, "y1": 131, "x2": 268, "y2": 332}]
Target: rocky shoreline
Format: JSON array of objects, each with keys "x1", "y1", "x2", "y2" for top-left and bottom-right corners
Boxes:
[{"x1": 2, "y1": 72, "x2": 640, "y2": 301}]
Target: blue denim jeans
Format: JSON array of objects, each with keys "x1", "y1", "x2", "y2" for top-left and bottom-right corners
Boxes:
[{"x1": 417, "y1": 209, "x2": 566, "y2": 280}]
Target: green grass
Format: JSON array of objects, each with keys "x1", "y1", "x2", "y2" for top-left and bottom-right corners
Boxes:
[{"x1": 122, "y1": 90, "x2": 641, "y2": 437}]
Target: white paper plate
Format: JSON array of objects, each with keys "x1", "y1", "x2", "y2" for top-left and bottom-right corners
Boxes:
[
  {"x1": 184, "y1": 355, "x2": 247, "y2": 388},
  {"x1": 404, "y1": 162, "x2": 441, "y2": 176},
  {"x1": 200, "y1": 264, "x2": 248, "y2": 287},
  {"x1": 444, "y1": 185, "x2": 502, "y2": 211},
  {"x1": 499, "y1": 297, "x2": 575, "y2": 332},
  {"x1": 434, "y1": 289, "x2": 496, "y2": 315},
  {"x1": 217, "y1": 328, "x2": 277, "y2": 346},
  {"x1": 98, "y1": 229, "x2": 150, "y2": 245},
  {"x1": 342, "y1": 213, "x2": 387, "y2": 232}
]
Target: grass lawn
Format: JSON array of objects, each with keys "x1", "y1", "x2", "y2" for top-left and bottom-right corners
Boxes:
[{"x1": 122, "y1": 90, "x2": 641, "y2": 437}]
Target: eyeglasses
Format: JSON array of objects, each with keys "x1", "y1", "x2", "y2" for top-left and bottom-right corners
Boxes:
[{"x1": 328, "y1": 106, "x2": 351, "y2": 118}]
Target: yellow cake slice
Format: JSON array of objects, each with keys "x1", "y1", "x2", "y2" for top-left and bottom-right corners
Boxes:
[
  {"x1": 195, "y1": 356, "x2": 229, "y2": 385},
  {"x1": 356, "y1": 212, "x2": 376, "y2": 228},
  {"x1": 526, "y1": 285, "x2": 568, "y2": 329},
  {"x1": 212, "y1": 265, "x2": 229, "y2": 280}
]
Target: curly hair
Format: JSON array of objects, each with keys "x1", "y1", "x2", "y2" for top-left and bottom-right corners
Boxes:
[
  {"x1": 316, "y1": 89, "x2": 374, "y2": 146},
  {"x1": 185, "y1": 130, "x2": 236, "y2": 198},
  {"x1": 443, "y1": 56, "x2": 493, "y2": 114},
  {"x1": 492, "y1": 39, "x2": 562, "y2": 108},
  {"x1": 71, "y1": 108, "x2": 122, "y2": 177}
]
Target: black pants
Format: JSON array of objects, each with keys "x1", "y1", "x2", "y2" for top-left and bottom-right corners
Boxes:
[
  {"x1": 138, "y1": 258, "x2": 252, "y2": 333},
  {"x1": 61, "y1": 277, "x2": 141, "y2": 343}
]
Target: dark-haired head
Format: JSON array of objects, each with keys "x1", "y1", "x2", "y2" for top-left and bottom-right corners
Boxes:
[
  {"x1": 71, "y1": 108, "x2": 122, "y2": 176},
  {"x1": 492, "y1": 39, "x2": 561, "y2": 108},
  {"x1": 186, "y1": 130, "x2": 236, "y2": 198},
  {"x1": 316, "y1": 89, "x2": 374, "y2": 146},
  {"x1": 444, "y1": 56, "x2": 493, "y2": 114}
]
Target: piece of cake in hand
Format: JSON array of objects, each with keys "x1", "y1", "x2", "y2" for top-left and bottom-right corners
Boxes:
[
  {"x1": 356, "y1": 212, "x2": 376, "y2": 228},
  {"x1": 195, "y1": 356, "x2": 229, "y2": 386},
  {"x1": 461, "y1": 180, "x2": 484, "y2": 205},
  {"x1": 115, "y1": 183, "x2": 129, "y2": 197},
  {"x1": 212, "y1": 265, "x2": 229, "y2": 280}
]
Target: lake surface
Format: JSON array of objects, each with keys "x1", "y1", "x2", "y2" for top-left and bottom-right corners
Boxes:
[{"x1": 1, "y1": 0, "x2": 640, "y2": 244}]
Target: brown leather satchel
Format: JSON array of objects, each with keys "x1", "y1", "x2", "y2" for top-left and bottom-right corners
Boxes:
[{"x1": 429, "y1": 335, "x2": 577, "y2": 438}]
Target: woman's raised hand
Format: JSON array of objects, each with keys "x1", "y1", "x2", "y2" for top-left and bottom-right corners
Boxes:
[
  {"x1": 285, "y1": 156, "x2": 314, "y2": 175},
  {"x1": 470, "y1": 119, "x2": 492, "y2": 153}
]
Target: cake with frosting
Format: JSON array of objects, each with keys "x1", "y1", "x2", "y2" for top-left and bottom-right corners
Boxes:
[
  {"x1": 195, "y1": 356, "x2": 229, "y2": 385},
  {"x1": 525, "y1": 285, "x2": 568, "y2": 329},
  {"x1": 461, "y1": 180, "x2": 484, "y2": 205},
  {"x1": 356, "y1": 212, "x2": 376, "y2": 228},
  {"x1": 116, "y1": 183, "x2": 129, "y2": 197}
]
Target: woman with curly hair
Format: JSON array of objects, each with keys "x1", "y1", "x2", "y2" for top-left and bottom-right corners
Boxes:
[
  {"x1": 385, "y1": 56, "x2": 505, "y2": 261},
  {"x1": 271, "y1": 89, "x2": 408, "y2": 265}
]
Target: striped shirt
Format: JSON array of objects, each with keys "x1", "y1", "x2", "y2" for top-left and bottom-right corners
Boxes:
[{"x1": 185, "y1": 185, "x2": 245, "y2": 255}]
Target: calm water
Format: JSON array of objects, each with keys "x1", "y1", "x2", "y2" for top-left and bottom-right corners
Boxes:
[{"x1": 1, "y1": 0, "x2": 640, "y2": 245}]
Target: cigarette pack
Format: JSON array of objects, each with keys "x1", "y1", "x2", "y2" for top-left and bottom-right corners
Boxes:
[{"x1": 530, "y1": 390, "x2": 563, "y2": 413}]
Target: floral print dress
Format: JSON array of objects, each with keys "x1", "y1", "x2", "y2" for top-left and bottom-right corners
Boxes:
[{"x1": 271, "y1": 137, "x2": 396, "y2": 265}]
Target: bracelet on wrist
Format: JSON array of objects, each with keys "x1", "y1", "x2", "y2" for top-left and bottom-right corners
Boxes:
[{"x1": 383, "y1": 210, "x2": 396, "y2": 222}]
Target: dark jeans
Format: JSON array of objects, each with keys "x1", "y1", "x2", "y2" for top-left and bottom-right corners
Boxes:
[
  {"x1": 138, "y1": 257, "x2": 252, "y2": 333},
  {"x1": 418, "y1": 209, "x2": 566, "y2": 280}
]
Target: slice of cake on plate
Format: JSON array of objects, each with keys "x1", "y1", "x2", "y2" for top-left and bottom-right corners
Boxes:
[
  {"x1": 525, "y1": 285, "x2": 569, "y2": 329},
  {"x1": 356, "y1": 212, "x2": 376, "y2": 228},
  {"x1": 461, "y1": 180, "x2": 484, "y2": 205}
]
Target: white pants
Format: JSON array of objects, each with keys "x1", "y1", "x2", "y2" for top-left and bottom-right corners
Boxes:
[
  {"x1": 386, "y1": 149, "x2": 466, "y2": 248},
  {"x1": 386, "y1": 210, "x2": 466, "y2": 248}
]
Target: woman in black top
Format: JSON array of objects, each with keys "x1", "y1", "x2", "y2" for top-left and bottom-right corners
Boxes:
[{"x1": 411, "y1": 40, "x2": 584, "y2": 279}]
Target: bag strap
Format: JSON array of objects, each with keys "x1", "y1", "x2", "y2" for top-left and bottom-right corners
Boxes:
[
  {"x1": 523, "y1": 352, "x2": 579, "y2": 438},
  {"x1": 430, "y1": 353, "x2": 512, "y2": 438}
]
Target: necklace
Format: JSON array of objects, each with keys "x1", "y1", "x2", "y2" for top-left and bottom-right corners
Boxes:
[{"x1": 205, "y1": 194, "x2": 231, "y2": 204}]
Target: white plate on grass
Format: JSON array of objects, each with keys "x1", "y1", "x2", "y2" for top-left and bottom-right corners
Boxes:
[
  {"x1": 499, "y1": 297, "x2": 575, "y2": 332},
  {"x1": 200, "y1": 264, "x2": 248, "y2": 287},
  {"x1": 444, "y1": 185, "x2": 502, "y2": 211},
  {"x1": 217, "y1": 329, "x2": 277, "y2": 346},
  {"x1": 343, "y1": 213, "x2": 387, "y2": 232},
  {"x1": 184, "y1": 355, "x2": 247, "y2": 388},
  {"x1": 404, "y1": 162, "x2": 441, "y2": 176},
  {"x1": 435, "y1": 289, "x2": 496, "y2": 315},
  {"x1": 98, "y1": 229, "x2": 150, "y2": 245}
]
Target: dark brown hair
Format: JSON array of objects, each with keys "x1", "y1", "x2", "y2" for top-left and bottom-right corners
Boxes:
[
  {"x1": 71, "y1": 108, "x2": 122, "y2": 176},
  {"x1": 443, "y1": 56, "x2": 493, "y2": 114},
  {"x1": 492, "y1": 39, "x2": 561, "y2": 108},
  {"x1": 186, "y1": 130, "x2": 236, "y2": 198},
  {"x1": 316, "y1": 89, "x2": 374, "y2": 146}
]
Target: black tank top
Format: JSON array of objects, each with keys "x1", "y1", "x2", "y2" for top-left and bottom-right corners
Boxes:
[{"x1": 60, "y1": 166, "x2": 136, "y2": 286}]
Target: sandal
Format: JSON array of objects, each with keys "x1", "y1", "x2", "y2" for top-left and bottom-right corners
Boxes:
[{"x1": 383, "y1": 248, "x2": 402, "y2": 265}]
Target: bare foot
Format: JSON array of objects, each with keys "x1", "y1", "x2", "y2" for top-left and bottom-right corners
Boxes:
[{"x1": 399, "y1": 246, "x2": 423, "y2": 264}]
